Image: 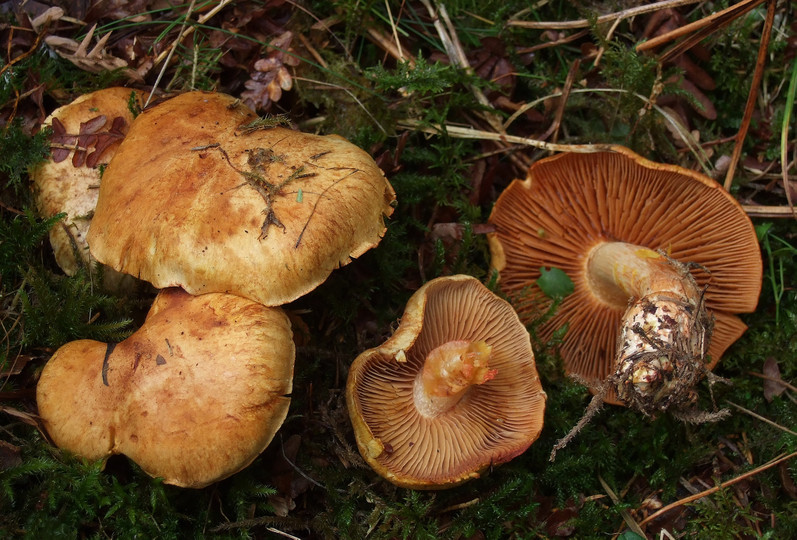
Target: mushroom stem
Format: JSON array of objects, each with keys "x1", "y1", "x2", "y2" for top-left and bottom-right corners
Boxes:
[
  {"x1": 414, "y1": 340, "x2": 496, "y2": 417},
  {"x1": 587, "y1": 242, "x2": 712, "y2": 412}
]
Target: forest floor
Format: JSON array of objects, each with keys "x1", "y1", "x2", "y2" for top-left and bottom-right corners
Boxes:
[{"x1": 1, "y1": 1, "x2": 796, "y2": 538}]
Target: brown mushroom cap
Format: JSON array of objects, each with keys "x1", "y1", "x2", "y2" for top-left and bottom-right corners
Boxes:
[
  {"x1": 346, "y1": 274, "x2": 547, "y2": 489},
  {"x1": 31, "y1": 87, "x2": 144, "y2": 277},
  {"x1": 488, "y1": 148, "x2": 762, "y2": 401},
  {"x1": 36, "y1": 288, "x2": 294, "y2": 488},
  {"x1": 86, "y1": 91, "x2": 396, "y2": 306}
]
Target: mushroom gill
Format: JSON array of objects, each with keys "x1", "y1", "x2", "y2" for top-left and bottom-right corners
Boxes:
[{"x1": 347, "y1": 275, "x2": 546, "y2": 489}]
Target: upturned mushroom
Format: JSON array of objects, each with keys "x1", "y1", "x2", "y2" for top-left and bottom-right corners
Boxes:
[
  {"x1": 488, "y1": 148, "x2": 762, "y2": 417},
  {"x1": 346, "y1": 274, "x2": 547, "y2": 489},
  {"x1": 86, "y1": 91, "x2": 396, "y2": 306},
  {"x1": 36, "y1": 288, "x2": 294, "y2": 488},
  {"x1": 30, "y1": 86, "x2": 144, "y2": 278}
]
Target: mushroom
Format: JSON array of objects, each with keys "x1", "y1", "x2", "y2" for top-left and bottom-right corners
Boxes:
[
  {"x1": 36, "y1": 287, "x2": 294, "y2": 488},
  {"x1": 86, "y1": 91, "x2": 396, "y2": 306},
  {"x1": 346, "y1": 274, "x2": 547, "y2": 489},
  {"x1": 30, "y1": 86, "x2": 144, "y2": 279},
  {"x1": 488, "y1": 148, "x2": 762, "y2": 414}
]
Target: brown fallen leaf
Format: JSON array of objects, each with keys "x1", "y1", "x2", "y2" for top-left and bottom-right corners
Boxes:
[
  {"x1": 763, "y1": 357, "x2": 787, "y2": 402},
  {"x1": 44, "y1": 24, "x2": 143, "y2": 82}
]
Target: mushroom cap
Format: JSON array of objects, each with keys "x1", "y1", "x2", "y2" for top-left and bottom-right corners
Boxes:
[
  {"x1": 346, "y1": 274, "x2": 547, "y2": 489},
  {"x1": 487, "y1": 148, "x2": 762, "y2": 400},
  {"x1": 36, "y1": 288, "x2": 294, "y2": 488},
  {"x1": 86, "y1": 91, "x2": 396, "y2": 306},
  {"x1": 31, "y1": 87, "x2": 144, "y2": 277}
]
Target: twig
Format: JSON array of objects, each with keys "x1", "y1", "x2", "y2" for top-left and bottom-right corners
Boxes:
[
  {"x1": 399, "y1": 118, "x2": 624, "y2": 154},
  {"x1": 725, "y1": 400, "x2": 797, "y2": 436},
  {"x1": 146, "y1": 0, "x2": 199, "y2": 107},
  {"x1": 639, "y1": 451, "x2": 797, "y2": 526},
  {"x1": 151, "y1": 0, "x2": 233, "y2": 66},
  {"x1": 542, "y1": 59, "x2": 580, "y2": 145},
  {"x1": 418, "y1": 0, "x2": 505, "y2": 134},
  {"x1": 516, "y1": 29, "x2": 590, "y2": 55},
  {"x1": 636, "y1": 0, "x2": 766, "y2": 56},
  {"x1": 742, "y1": 205, "x2": 797, "y2": 218},
  {"x1": 499, "y1": 87, "x2": 711, "y2": 172},
  {"x1": 266, "y1": 527, "x2": 302, "y2": 540},
  {"x1": 747, "y1": 371, "x2": 797, "y2": 393},
  {"x1": 366, "y1": 27, "x2": 414, "y2": 66},
  {"x1": 723, "y1": 0, "x2": 777, "y2": 191},
  {"x1": 506, "y1": 0, "x2": 702, "y2": 30},
  {"x1": 384, "y1": 0, "x2": 409, "y2": 65}
]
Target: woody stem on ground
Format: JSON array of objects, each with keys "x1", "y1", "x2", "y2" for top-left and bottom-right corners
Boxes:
[
  {"x1": 586, "y1": 242, "x2": 711, "y2": 412},
  {"x1": 413, "y1": 340, "x2": 496, "y2": 417}
]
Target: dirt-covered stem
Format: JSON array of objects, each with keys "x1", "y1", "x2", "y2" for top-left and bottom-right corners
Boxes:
[{"x1": 587, "y1": 242, "x2": 711, "y2": 413}]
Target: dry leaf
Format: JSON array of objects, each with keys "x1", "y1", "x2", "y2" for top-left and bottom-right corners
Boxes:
[
  {"x1": 763, "y1": 357, "x2": 786, "y2": 402},
  {"x1": 44, "y1": 24, "x2": 143, "y2": 82}
]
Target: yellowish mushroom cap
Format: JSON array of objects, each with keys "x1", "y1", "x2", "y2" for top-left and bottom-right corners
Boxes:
[
  {"x1": 36, "y1": 288, "x2": 295, "y2": 488},
  {"x1": 31, "y1": 87, "x2": 144, "y2": 277},
  {"x1": 87, "y1": 91, "x2": 396, "y2": 306}
]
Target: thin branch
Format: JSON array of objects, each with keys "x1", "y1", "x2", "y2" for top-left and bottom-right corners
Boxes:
[
  {"x1": 723, "y1": 0, "x2": 777, "y2": 191},
  {"x1": 506, "y1": 0, "x2": 702, "y2": 30},
  {"x1": 639, "y1": 451, "x2": 797, "y2": 526},
  {"x1": 637, "y1": 0, "x2": 766, "y2": 56},
  {"x1": 725, "y1": 400, "x2": 797, "y2": 436},
  {"x1": 747, "y1": 371, "x2": 797, "y2": 393},
  {"x1": 399, "y1": 118, "x2": 624, "y2": 154},
  {"x1": 146, "y1": 0, "x2": 199, "y2": 107},
  {"x1": 780, "y1": 56, "x2": 797, "y2": 217},
  {"x1": 742, "y1": 205, "x2": 797, "y2": 218}
]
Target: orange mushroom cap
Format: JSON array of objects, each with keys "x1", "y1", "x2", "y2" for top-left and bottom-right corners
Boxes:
[
  {"x1": 36, "y1": 288, "x2": 294, "y2": 488},
  {"x1": 346, "y1": 274, "x2": 547, "y2": 489},
  {"x1": 488, "y1": 148, "x2": 762, "y2": 404},
  {"x1": 87, "y1": 91, "x2": 396, "y2": 306},
  {"x1": 30, "y1": 87, "x2": 144, "y2": 278}
]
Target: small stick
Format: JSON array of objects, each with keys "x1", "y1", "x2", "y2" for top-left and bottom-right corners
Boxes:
[
  {"x1": 637, "y1": 0, "x2": 765, "y2": 55},
  {"x1": 723, "y1": 0, "x2": 777, "y2": 191},
  {"x1": 506, "y1": 0, "x2": 701, "y2": 30},
  {"x1": 146, "y1": 0, "x2": 198, "y2": 107},
  {"x1": 639, "y1": 451, "x2": 797, "y2": 526},
  {"x1": 747, "y1": 371, "x2": 797, "y2": 393},
  {"x1": 725, "y1": 401, "x2": 797, "y2": 436}
]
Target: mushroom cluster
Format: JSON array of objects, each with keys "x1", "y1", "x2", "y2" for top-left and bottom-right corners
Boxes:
[
  {"x1": 346, "y1": 275, "x2": 547, "y2": 489},
  {"x1": 36, "y1": 90, "x2": 396, "y2": 487},
  {"x1": 488, "y1": 148, "x2": 762, "y2": 414}
]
